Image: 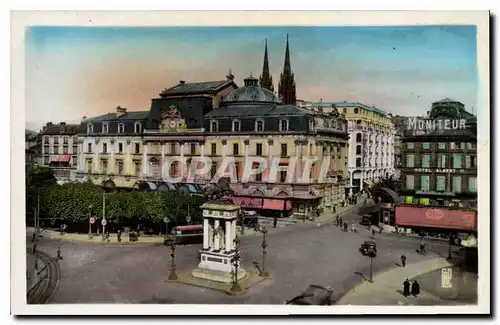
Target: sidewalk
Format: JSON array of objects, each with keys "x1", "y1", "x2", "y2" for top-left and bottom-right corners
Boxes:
[
  {"x1": 337, "y1": 258, "x2": 466, "y2": 306},
  {"x1": 27, "y1": 228, "x2": 166, "y2": 245},
  {"x1": 315, "y1": 196, "x2": 373, "y2": 225}
]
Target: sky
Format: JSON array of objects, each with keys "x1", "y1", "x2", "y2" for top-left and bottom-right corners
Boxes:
[{"x1": 25, "y1": 25, "x2": 478, "y2": 131}]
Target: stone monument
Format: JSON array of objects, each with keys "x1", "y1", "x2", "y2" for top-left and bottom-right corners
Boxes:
[{"x1": 191, "y1": 203, "x2": 246, "y2": 283}]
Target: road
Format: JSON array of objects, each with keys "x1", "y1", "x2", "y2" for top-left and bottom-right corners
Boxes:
[{"x1": 30, "y1": 208, "x2": 452, "y2": 304}]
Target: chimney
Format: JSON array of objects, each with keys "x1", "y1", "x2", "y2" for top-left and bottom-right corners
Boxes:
[
  {"x1": 47, "y1": 122, "x2": 53, "y2": 127},
  {"x1": 116, "y1": 106, "x2": 127, "y2": 117},
  {"x1": 60, "y1": 122, "x2": 66, "y2": 126},
  {"x1": 179, "y1": 80, "x2": 186, "y2": 84}
]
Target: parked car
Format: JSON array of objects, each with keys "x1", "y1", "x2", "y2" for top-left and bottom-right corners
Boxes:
[
  {"x1": 285, "y1": 285, "x2": 334, "y2": 305},
  {"x1": 359, "y1": 240, "x2": 377, "y2": 256},
  {"x1": 359, "y1": 214, "x2": 373, "y2": 226},
  {"x1": 239, "y1": 210, "x2": 260, "y2": 229}
]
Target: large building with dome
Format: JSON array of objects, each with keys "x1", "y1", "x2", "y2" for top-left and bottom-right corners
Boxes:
[{"x1": 76, "y1": 36, "x2": 350, "y2": 219}]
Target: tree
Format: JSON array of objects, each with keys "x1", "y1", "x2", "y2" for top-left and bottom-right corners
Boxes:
[{"x1": 368, "y1": 175, "x2": 401, "y2": 203}]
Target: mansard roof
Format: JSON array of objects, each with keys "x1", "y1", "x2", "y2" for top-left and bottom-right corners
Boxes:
[{"x1": 159, "y1": 80, "x2": 237, "y2": 97}]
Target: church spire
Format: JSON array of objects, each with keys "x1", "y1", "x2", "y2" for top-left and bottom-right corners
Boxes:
[
  {"x1": 278, "y1": 34, "x2": 296, "y2": 105},
  {"x1": 259, "y1": 38, "x2": 274, "y2": 92}
]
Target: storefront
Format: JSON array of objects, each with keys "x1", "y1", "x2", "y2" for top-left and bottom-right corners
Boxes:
[{"x1": 229, "y1": 196, "x2": 293, "y2": 218}]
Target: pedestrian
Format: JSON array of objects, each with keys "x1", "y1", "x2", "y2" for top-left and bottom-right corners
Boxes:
[
  {"x1": 335, "y1": 215, "x2": 339, "y2": 227},
  {"x1": 403, "y1": 278, "x2": 411, "y2": 297},
  {"x1": 411, "y1": 280, "x2": 420, "y2": 297},
  {"x1": 372, "y1": 228, "x2": 376, "y2": 237},
  {"x1": 339, "y1": 217, "x2": 343, "y2": 228},
  {"x1": 333, "y1": 205, "x2": 336, "y2": 213},
  {"x1": 400, "y1": 254, "x2": 406, "y2": 267},
  {"x1": 273, "y1": 216, "x2": 277, "y2": 229},
  {"x1": 367, "y1": 220, "x2": 371, "y2": 230},
  {"x1": 343, "y1": 221, "x2": 348, "y2": 232},
  {"x1": 351, "y1": 222, "x2": 356, "y2": 232}
]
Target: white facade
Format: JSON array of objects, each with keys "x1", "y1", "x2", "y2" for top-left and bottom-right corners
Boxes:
[{"x1": 346, "y1": 119, "x2": 396, "y2": 193}]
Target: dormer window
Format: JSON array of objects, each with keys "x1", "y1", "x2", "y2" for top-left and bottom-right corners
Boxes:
[
  {"x1": 255, "y1": 120, "x2": 264, "y2": 132},
  {"x1": 279, "y1": 119, "x2": 289, "y2": 132},
  {"x1": 118, "y1": 123, "x2": 125, "y2": 134},
  {"x1": 232, "y1": 120, "x2": 241, "y2": 132},
  {"x1": 210, "y1": 120, "x2": 219, "y2": 132},
  {"x1": 309, "y1": 119, "x2": 315, "y2": 131},
  {"x1": 87, "y1": 123, "x2": 93, "y2": 134},
  {"x1": 102, "y1": 122, "x2": 109, "y2": 134},
  {"x1": 134, "y1": 122, "x2": 142, "y2": 133}
]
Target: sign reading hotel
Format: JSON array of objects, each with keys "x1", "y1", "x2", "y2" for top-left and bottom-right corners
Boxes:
[
  {"x1": 414, "y1": 168, "x2": 468, "y2": 174},
  {"x1": 407, "y1": 118, "x2": 467, "y2": 131}
]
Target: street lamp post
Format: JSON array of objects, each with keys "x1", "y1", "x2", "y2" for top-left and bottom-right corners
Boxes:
[
  {"x1": 102, "y1": 192, "x2": 106, "y2": 241},
  {"x1": 88, "y1": 204, "x2": 93, "y2": 239},
  {"x1": 259, "y1": 226, "x2": 269, "y2": 278},
  {"x1": 230, "y1": 236, "x2": 243, "y2": 293},
  {"x1": 167, "y1": 234, "x2": 178, "y2": 281}
]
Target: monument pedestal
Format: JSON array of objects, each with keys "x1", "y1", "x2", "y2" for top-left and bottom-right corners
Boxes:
[{"x1": 192, "y1": 249, "x2": 246, "y2": 283}]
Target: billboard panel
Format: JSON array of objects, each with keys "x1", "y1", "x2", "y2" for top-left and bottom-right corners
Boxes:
[{"x1": 395, "y1": 206, "x2": 477, "y2": 231}]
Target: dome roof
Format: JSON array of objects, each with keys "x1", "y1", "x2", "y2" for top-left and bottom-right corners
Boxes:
[{"x1": 224, "y1": 75, "x2": 281, "y2": 104}]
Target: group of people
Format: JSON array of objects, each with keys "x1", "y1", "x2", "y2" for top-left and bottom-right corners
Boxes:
[
  {"x1": 335, "y1": 215, "x2": 359, "y2": 233},
  {"x1": 403, "y1": 278, "x2": 420, "y2": 297}
]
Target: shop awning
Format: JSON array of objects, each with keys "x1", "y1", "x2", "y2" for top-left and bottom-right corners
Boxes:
[
  {"x1": 262, "y1": 199, "x2": 293, "y2": 211},
  {"x1": 49, "y1": 155, "x2": 71, "y2": 163},
  {"x1": 230, "y1": 197, "x2": 292, "y2": 211}
]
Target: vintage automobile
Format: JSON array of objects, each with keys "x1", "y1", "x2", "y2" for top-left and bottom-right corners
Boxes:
[
  {"x1": 239, "y1": 210, "x2": 260, "y2": 229},
  {"x1": 285, "y1": 285, "x2": 334, "y2": 305},
  {"x1": 163, "y1": 224, "x2": 203, "y2": 245},
  {"x1": 359, "y1": 240, "x2": 377, "y2": 256},
  {"x1": 359, "y1": 214, "x2": 373, "y2": 226}
]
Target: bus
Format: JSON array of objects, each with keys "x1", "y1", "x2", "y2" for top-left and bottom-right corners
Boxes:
[{"x1": 170, "y1": 224, "x2": 203, "y2": 245}]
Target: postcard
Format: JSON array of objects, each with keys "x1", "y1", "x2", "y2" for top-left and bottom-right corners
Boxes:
[{"x1": 11, "y1": 10, "x2": 490, "y2": 315}]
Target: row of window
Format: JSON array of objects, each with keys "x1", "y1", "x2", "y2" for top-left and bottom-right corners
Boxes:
[
  {"x1": 354, "y1": 133, "x2": 391, "y2": 143},
  {"x1": 210, "y1": 119, "x2": 291, "y2": 133},
  {"x1": 405, "y1": 175, "x2": 477, "y2": 193},
  {"x1": 44, "y1": 145, "x2": 78, "y2": 155},
  {"x1": 86, "y1": 159, "x2": 139, "y2": 176},
  {"x1": 87, "y1": 123, "x2": 143, "y2": 134},
  {"x1": 43, "y1": 136, "x2": 77, "y2": 144},
  {"x1": 405, "y1": 142, "x2": 476, "y2": 150},
  {"x1": 355, "y1": 158, "x2": 391, "y2": 167},
  {"x1": 406, "y1": 154, "x2": 477, "y2": 169},
  {"x1": 355, "y1": 145, "x2": 392, "y2": 155}
]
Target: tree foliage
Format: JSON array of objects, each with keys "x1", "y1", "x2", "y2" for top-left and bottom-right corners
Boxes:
[
  {"x1": 368, "y1": 175, "x2": 401, "y2": 203},
  {"x1": 37, "y1": 182, "x2": 204, "y2": 225}
]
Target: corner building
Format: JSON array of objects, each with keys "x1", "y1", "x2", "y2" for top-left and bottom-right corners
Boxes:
[{"x1": 399, "y1": 99, "x2": 477, "y2": 209}]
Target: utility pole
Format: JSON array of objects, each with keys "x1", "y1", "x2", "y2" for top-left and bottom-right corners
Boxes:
[{"x1": 102, "y1": 192, "x2": 106, "y2": 241}]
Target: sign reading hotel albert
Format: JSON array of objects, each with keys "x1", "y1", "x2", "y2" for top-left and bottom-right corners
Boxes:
[{"x1": 414, "y1": 168, "x2": 468, "y2": 174}]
